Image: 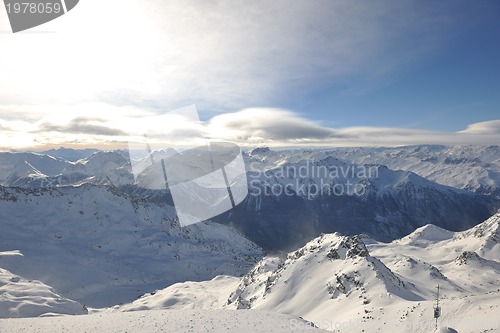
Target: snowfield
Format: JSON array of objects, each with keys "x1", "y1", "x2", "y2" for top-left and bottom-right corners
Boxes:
[
  {"x1": 0, "y1": 251, "x2": 86, "y2": 319},
  {"x1": 115, "y1": 275, "x2": 241, "y2": 312},
  {"x1": 0, "y1": 309, "x2": 327, "y2": 333},
  {"x1": 0, "y1": 185, "x2": 263, "y2": 308}
]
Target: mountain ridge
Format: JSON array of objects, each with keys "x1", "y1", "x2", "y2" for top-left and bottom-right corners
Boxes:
[{"x1": 111, "y1": 213, "x2": 500, "y2": 333}]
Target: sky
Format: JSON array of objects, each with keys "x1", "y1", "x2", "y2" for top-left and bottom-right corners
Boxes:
[{"x1": 0, "y1": 0, "x2": 499, "y2": 150}]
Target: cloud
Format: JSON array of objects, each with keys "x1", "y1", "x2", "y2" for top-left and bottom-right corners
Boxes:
[
  {"x1": 0, "y1": 0, "x2": 466, "y2": 112},
  {"x1": 460, "y1": 120, "x2": 500, "y2": 134},
  {"x1": 0, "y1": 103, "x2": 208, "y2": 150},
  {"x1": 207, "y1": 110, "x2": 500, "y2": 147},
  {"x1": 37, "y1": 117, "x2": 127, "y2": 136},
  {"x1": 1, "y1": 106, "x2": 499, "y2": 150},
  {"x1": 208, "y1": 108, "x2": 335, "y2": 142}
]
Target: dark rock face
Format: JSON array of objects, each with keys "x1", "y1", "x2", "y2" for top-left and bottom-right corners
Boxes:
[
  {"x1": 455, "y1": 251, "x2": 481, "y2": 265},
  {"x1": 213, "y1": 171, "x2": 496, "y2": 251}
]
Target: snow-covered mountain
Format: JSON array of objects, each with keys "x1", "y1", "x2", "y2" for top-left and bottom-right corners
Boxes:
[
  {"x1": 0, "y1": 152, "x2": 69, "y2": 187},
  {"x1": 40, "y1": 148, "x2": 100, "y2": 162},
  {"x1": 1, "y1": 147, "x2": 498, "y2": 251},
  {"x1": 0, "y1": 184, "x2": 263, "y2": 308},
  {"x1": 0, "y1": 151, "x2": 133, "y2": 188},
  {"x1": 115, "y1": 213, "x2": 500, "y2": 333},
  {"x1": 0, "y1": 163, "x2": 499, "y2": 332},
  {"x1": 214, "y1": 147, "x2": 498, "y2": 249},
  {"x1": 326, "y1": 145, "x2": 500, "y2": 197},
  {"x1": 6, "y1": 145, "x2": 500, "y2": 197}
]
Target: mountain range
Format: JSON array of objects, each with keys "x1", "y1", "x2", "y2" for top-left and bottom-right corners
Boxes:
[
  {"x1": 111, "y1": 213, "x2": 500, "y2": 333},
  {"x1": 1, "y1": 145, "x2": 499, "y2": 250},
  {"x1": 1, "y1": 145, "x2": 499, "y2": 332},
  {"x1": 3, "y1": 212, "x2": 496, "y2": 331}
]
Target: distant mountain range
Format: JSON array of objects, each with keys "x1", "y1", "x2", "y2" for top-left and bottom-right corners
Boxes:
[
  {"x1": 0, "y1": 145, "x2": 499, "y2": 250},
  {"x1": 326, "y1": 145, "x2": 500, "y2": 196},
  {"x1": 215, "y1": 147, "x2": 499, "y2": 249}
]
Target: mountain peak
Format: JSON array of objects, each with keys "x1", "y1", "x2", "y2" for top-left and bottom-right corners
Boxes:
[
  {"x1": 41, "y1": 147, "x2": 99, "y2": 162},
  {"x1": 455, "y1": 251, "x2": 482, "y2": 265},
  {"x1": 250, "y1": 147, "x2": 270, "y2": 155},
  {"x1": 456, "y1": 213, "x2": 500, "y2": 243},
  {"x1": 397, "y1": 224, "x2": 454, "y2": 246}
]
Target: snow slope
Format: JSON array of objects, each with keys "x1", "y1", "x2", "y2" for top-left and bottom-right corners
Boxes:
[
  {"x1": 0, "y1": 184, "x2": 263, "y2": 308},
  {"x1": 0, "y1": 254, "x2": 87, "y2": 318},
  {"x1": 115, "y1": 275, "x2": 241, "y2": 312},
  {"x1": 0, "y1": 309, "x2": 327, "y2": 333},
  {"x1": 1, "y1": 213, "x2": 499, "y2": 331},
  {"x1": 114, "y1": 214, "x2": 500, "y2": 333}
]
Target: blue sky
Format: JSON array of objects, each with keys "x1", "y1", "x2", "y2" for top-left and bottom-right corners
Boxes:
[
  {"x1": 273, "y1": 1, "x2": 500, "y2": 131},
  {"x1": 0, "y1": 0, "x2": 499, "y2": 149}
]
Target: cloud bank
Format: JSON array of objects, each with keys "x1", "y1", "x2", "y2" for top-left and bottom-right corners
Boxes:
[
  {"x1": 0, "y1": 107, "x2": 498, "y2": 150},
  {"x1": 460, "y1": 120, "x2": 500, "y2": 134}
]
